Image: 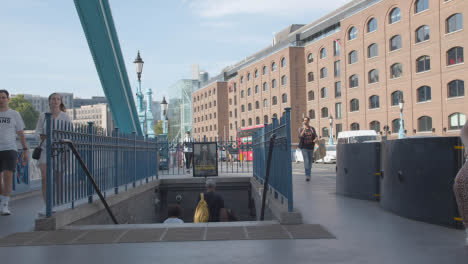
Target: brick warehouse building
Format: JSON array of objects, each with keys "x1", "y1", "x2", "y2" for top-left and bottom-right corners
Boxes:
[{"x1": 193, "y1": 0, "x2": 467, "y2": 144}]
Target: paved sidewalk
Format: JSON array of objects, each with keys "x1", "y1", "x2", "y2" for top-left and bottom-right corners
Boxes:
[{"x1": 0, "y1": 163, "x2": 467, "y2": 264}]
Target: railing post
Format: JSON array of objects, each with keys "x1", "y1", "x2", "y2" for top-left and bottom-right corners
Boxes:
[
  {"x1": 133, "y1": 132, "x2": 137, "y2": 188},
  {"x1": 114, "y1": 127, "x2": 119, "y2": 194},
  {"x1": 145, "y1": 134, "x2": 149, "y2": 183},
  {"x1": 45, "y1": 113, "x2": 53, "y2": 217},
  {"x1": 87, "y1": 122, "x2": 94, "y2": 203},
  {"x1": 285, "y1": 107, "x2": 293, "y2": 212}
]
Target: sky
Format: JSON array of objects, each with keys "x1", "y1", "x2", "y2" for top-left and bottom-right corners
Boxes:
[{"x1": 0, "y1": 0, "x2": 352, "y2": 100}]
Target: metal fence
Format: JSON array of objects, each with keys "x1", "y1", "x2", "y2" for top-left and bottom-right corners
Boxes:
[
  {"x1": 253, "y1": 108, "x2": 293, "y2": 212},
  {"x1": 45, "y1": 113, "x2": 158, "y2": 215},
  {"x1": 157, "y1": 137, "x2": 254, "y2": 175}
]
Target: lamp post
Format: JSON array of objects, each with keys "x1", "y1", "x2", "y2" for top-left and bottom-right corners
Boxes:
[
  {"x1": 398, "y1": 97, "x2": 405, "y2": 139},
  {"x1": 328, "y1": 115, "x2": 334, "y2": 145},
  {"x1": 161, "y1": 96, "x2": 168, "y2": 135},
  {"x1": 133, "y1": 51, "x2": 146, "y2": 134}
]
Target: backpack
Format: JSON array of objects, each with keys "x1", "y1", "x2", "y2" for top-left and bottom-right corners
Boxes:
[{"x1": 194, "y1": 193, "x2": 210, "y2": 223}]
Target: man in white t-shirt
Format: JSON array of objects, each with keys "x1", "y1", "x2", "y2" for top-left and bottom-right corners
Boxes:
[
  {"x1": 183, "y1": 131, "x2": 193, "y2": 173},
  {"x1": 0, "y1": 90, "x2": 28, "y2": 216}
]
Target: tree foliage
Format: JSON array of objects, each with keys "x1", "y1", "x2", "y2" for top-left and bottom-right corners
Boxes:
[
  {"x1": 9, "y1": 95, "x2": 40, "y2": 130},
  {"x1": 154, "y1": 120, "x2": 163, "y2": 136}
]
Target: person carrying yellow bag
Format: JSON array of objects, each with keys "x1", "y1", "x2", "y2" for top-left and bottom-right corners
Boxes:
[{"x1": 194, "y1": 179, "x2": 227, "y2": 222}]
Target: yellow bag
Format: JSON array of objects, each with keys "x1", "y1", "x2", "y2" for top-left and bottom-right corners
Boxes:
[{"x1": 194, "y1": 193, "x2": 210, "y2": 223}]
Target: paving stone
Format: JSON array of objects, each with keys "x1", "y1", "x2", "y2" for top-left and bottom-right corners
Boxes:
[
  {"x1": 118, "y1": 228, "x2": 167, "y2": 243},
  {"x1": 27, "y1": 230, "x2": 87, "y2": 246},
  {"x1": 162, "y1": 227, "x2": 205, "y2": 242},
  {"x1": 71, "y1": 230, "x2": 127, "y2": 244},
  {"x1": 0, "y1": 232, "x2": 47, "y2": 247},
  {"x1": 284, "y1": 224, "x2": 335, "y2": 239},
  {"x1": 206, "y1": 226, "x2": 247, "y2": 241},
  {"x1": 245, "y1": 225, "x2": 290, "y2": 240}
]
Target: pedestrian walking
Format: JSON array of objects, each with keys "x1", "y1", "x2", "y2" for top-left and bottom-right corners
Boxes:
[
  {"x1": 454, "y1": 121, "x2": 468, "y2": 245},
  {"x1": 298, "y1": 117, "x2": 318, "y2": 182},
  {"x1": 35, "y1": 93, "x2": 71, "y2": 215},
  {"x1": 195, "y1": 179, "x2": 227, "y2": 222},
  {"x1": 183, "y1": 131, "x2": 193, "y2": 173},
  {"x1": 0, "y1": 90, "x2": 28, "y2": 216}
]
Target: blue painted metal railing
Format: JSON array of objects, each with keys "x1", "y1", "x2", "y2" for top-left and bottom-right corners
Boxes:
[
  {"x1": 253, "y1": 108, "x2": 293, "y2": 212},
  {"x1": 45, "y1": 113, "x2": 158, "y2": 216}
]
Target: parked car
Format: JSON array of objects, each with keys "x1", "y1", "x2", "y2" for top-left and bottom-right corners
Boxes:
[
  {"x1": 315, "y1": 144, "x2": 337, "y2": 164},
  {"x1": 337, "y1": 130, "x2": 379, "y2": 144}
]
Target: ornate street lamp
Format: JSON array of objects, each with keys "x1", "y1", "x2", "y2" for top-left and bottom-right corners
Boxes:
[
  {"x1": 134, "y1": 51, "x2": 146, "y2": 134},
  {"x1": 133, "y1": 51, "x2": 144, "y2": 81},
  {"x1": 328, "y1": 115, "x2": 334, "y2": 145},
  {"x1": 398, "y1": 97, "x2": 405, "y2": 139},
  {"x1": 161, "y1": 96, "x2": 168, "y2": 134}
]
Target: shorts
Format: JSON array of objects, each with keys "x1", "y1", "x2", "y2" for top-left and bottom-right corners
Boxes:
[{"x1": 0, "y1": 150, "x2": 18, "y2": 173}]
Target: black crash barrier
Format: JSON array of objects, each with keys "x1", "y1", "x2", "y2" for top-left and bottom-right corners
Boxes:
[
  {"x1": 336, "y1": 142, "x2": 381, "y2": 201},
  {"x1": 380, "y1": 137, "x2": 465, "y2": 229}
]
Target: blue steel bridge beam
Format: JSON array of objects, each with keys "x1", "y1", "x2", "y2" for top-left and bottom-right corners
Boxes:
[{"x1": 73, "y1": 0, "x2": 142, "y2": 135}]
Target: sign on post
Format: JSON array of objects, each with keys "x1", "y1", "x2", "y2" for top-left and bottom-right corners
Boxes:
[{"x1": 193, "y1": 142, "x2": 218, "y2": 177}]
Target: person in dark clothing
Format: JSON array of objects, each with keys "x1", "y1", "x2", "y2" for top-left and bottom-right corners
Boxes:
[
  {"x1": 198, "y1": 179, "x2": 227, "y2": 222},
  {"x1": 298, "y1": 117, "x2": 318, "y2": 182}
]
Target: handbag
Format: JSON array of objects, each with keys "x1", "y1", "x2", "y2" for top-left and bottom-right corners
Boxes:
[{"x1": 32, "y1": 139, "x2": 45, "y2": 160}]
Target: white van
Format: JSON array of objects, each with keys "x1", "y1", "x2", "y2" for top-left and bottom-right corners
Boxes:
[{"x1": 337, "y1": 130, "x2": 379, "y2": 144}]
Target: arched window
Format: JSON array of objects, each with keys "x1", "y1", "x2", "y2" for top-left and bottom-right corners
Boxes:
[
  {"x1": 282, "y1": 93, "x2": 287, "y2": 103},
  {"x1": 370, "y1": 121, "x2": 381, "y2": 132},
  {"x1": 272, "y1": 96, "x2": 277, "y2": 105},
  {"x1": 281, "y1": 57, "x2": 287, "y2": 67},
  {"x1": 255, "y1": 85, "x2": 259, "y2": 94},
  {"x1": 255, "y1": 101, "x2": 260, "y2": 109},
  {"x1": 271, "y1": 62, "x2": 277, "y2": 71},
  {"x1": 417, "y1": 86, "x2": 431, "y2": 102},
  {"x1": 447, "y1": 13, "x2": 463, "y2": 33},
  {"x1": 255, "y1": 69, "x2": 259, "y2": 78},
  {"x1": 392, "y1": 119, "x2": 400, "y2": 133},
  {"x1": 272, "y1": 79, "x2": 277, "y2": 88},
  {"x1": 321, "y1": 107, "x2": 328, "y2": 118},
  {"x1": 416, "y1": 25, "x2": 430, "y2": 43},
  {"x1": 248, "y1": 118, "x2": 252, "y2": 126},
  {"x1": 264, "y1": 115, "x2": 268, "y2": 123},
  {"x1": 263, "y1": 66, "x2": 267, "y2": 75},
  {"x1": 247, "y1": 72, "x2": 251, "y2": 81},
  {"x1": 447, "y1": 47, "x2": 464, "y2": 65},
  {"x1": 248, "y1": 103, "x2": 252, "y2": 111},
  {"x1": 240, "y1": 76, "x2": 244, "y2": 83},
  {"x1": 241, "y1": 90, "x2": 245, "y2": 98},
  {"x1": 448, "y1": 80, "x2": 464, "y2": 98},
  {"x1": 349, "y1": 74, "x2": 359, "y2": 88},
  {"x1": 350, "y1": 99, "x2": 359, "y2": 112},
  {"x1": 241, "y1": 105, "x2": 245, "y2": 112},
  {"x1": 449, "y1": 113, "x2": 466, "y2": 130},
  {"x1": 263, "y1": 99, "x2": 268, "y2": 107},
  {"x1": 241, "y1": 119, "x2": 245, "y2": 127},
  {"x1": 263, "y1": 82, "x2": 268, "y2": 91},
  {"x1": 389, "y1": 7, "x2": 401, "y2": 24},
  {"x1": 368, "y1": 43, "x2": 378, "y2": 58},
  {"x1": 308, "y1": 72, "x2": 314, "y2": 82},
  {"x1": 273, "y1": 113, "x2": 278, "y2": 119},
  {"x1": 349, "y1": 50, "x2": 358, "y2": 64},
  {"x1": 229, "y1": 111, "x2": 232, "y2": 117},
  {"x1": 320, "y1": 67, "x2": 327, "y2": 78},
  {"x1": 367, "y1": 18, "x2": 377, "y2": 33},
  {"x1": 320, "y1": 48, "x2": 327, "y2": 59},
  {"x1": 368, "y1": 69, "x2": 379, "y2": 84},
  {"x1": 256, "y1": 117, "x2": 260, "y2": 125},
  {"x1": 309, "y1": 110, "x2": 315, "y2": 119},
  {"x1": 369, "y1": 95, "x2": 380, "y2": 109},
  {"x1": 321, "y1": 87, "x2": 328, "y2": 98},
  {"x1": 391, "y1": 90, "x2": 403, "y2": 106},
  {"x1": 416, "y1": 56, "x2": 431, "y2": 72},
  {"x1": 281, "y1": 75, "x2": 287, "y2": 85},
  {"x1": 348, "y1": 26, "x2": 357, "y2": 40},
  {"x1": 308, "y1": 91, "x2": 314, "y2": 101},
  {"x1": 415, "y1": 0, "x2": 429, "y2": 14},
  {"x1": 247, "y1": 88, "x2": 251, "y2": 96},
  {"x1": 307, "y1": 53, "x2": 313, "y2": 63},
  {"x1": 391, "y1": 63, "x2": 402, "y2": 78},
  {"x1": 322, "y1": 127, "x2": 330, "y2": 137},
  {"x1": 350, "y1": 123, "x2": 360, "y2": 131},
  {"x1": 418, "y1": 116, "x2": 432, "y2": 132},
  {"x1": 390, "y1": 35, "x2": 402, "y2": 51}
]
